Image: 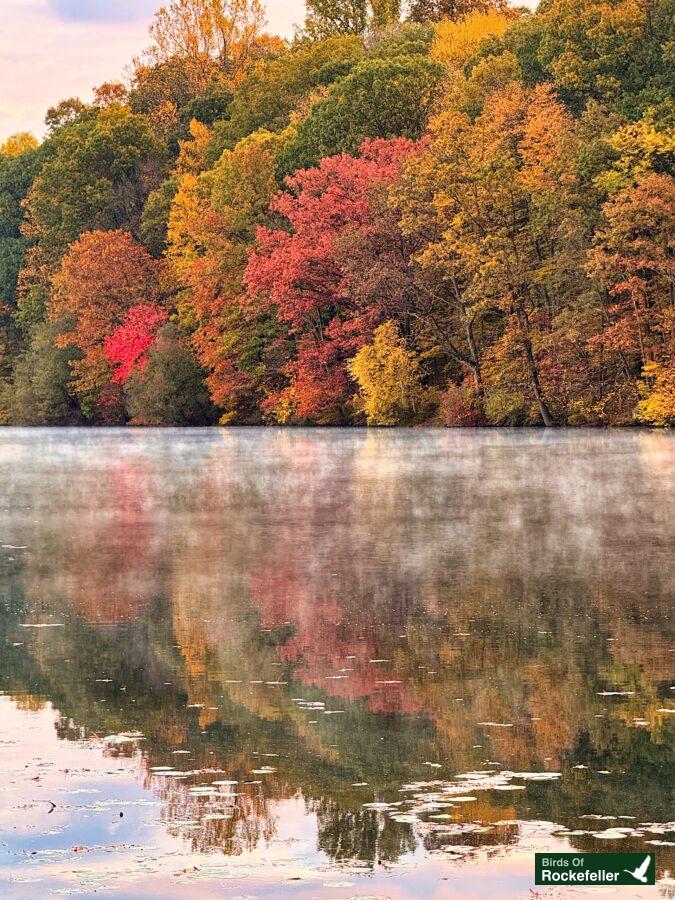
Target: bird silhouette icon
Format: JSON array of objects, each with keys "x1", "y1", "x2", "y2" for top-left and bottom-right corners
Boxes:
[{"x1": 624, "y1": 856, "x2": 652, "y2": 883}]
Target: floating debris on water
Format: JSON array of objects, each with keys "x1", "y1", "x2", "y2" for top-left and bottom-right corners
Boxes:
[
  {"x1": 477, "y1": 722, "x2": 513, "y2": 728},
  {"x1": 507, "y1": 772, "x2": 561, "y2": 781},
  {"x1": 102, "y1": 732, "x2": 145, "y2": 745}
]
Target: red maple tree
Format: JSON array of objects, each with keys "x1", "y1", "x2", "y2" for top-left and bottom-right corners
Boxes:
[
  {"x1": 244, "y1": 139, "x2": 418, "y2": 423},
  {"x1": 105, "y1": 303, "x2": 169, "y2": 384}
]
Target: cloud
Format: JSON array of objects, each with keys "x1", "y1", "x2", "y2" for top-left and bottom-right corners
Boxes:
[{"x1": 48, "y1": 0, "x2": 159, "y2": 23}]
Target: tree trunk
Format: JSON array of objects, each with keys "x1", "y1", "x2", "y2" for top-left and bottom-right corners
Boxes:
[
  {"x1": 514, "y1": 303, "x2": 555, "y2": 426},
  {"x1": 465, "y1": 318, "x2": 484, "y2": 401}
]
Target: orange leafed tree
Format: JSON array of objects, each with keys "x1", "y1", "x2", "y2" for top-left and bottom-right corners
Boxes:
[
  {"x1": 147, "y1": 0, "x2": 267, "y2": 90},
  {"x1": 49, "y1": 230, "x2": 163, "y2": 402},
  {"x1": 166, "y1": 131, "x2": 283, "y2": 421},
  {"x1": 587, "y1": 173, "x2": 675, "y2": 424},
  {"x1": 587, "y1": 173, "x2": 674, "y2": 369}
]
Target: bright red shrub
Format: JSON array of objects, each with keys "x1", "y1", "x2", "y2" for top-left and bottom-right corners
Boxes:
[{"x1": 104, "y1": 303, "x2": 169, "y2": 384}]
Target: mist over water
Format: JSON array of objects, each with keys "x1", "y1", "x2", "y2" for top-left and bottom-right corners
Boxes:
[{"x1": 0, "y1": 428, "x2": 673, "y2": 897}]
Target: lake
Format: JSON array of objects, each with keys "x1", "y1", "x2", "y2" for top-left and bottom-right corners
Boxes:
[{"x1": 0, "y1": 428, "x2": 673, "y2": 898}]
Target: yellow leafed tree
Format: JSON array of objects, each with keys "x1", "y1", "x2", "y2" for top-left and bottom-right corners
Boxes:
[
  {"x1": 0, "y1": 133, "x2": 38, "y2": 157},
  {"x1": 175, "y1": 118, "x2": 214, "y2": 175},
  {"x1": 349, "y1": 321, "x2": 433, "y2": 426},
  {"x1": 636, "y1": 363, "x2": 675, "y2": 426},
  {"x1": 432, "y1": 10, "x2": 513, "y2": 70}
]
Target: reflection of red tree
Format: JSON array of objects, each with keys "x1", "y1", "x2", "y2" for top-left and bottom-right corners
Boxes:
[
  {"x1": 250, "y1": 565, "x2": 421, "y2": 715},
  {"x1": 65, "y1": 460, "x2": 158, "y2": 624}
]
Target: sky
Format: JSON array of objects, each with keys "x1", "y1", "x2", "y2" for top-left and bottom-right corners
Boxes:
[{"x1": 0, "y1": 0, "x2": 306, "y2": 141}]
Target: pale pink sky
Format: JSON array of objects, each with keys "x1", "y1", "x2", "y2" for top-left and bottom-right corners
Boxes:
[{"x1": 0, "y1": 0, "x2": 306, "y2": 141}]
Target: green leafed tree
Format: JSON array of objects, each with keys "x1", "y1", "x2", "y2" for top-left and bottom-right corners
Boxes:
[
  {"x1": 536, "y1": 0, "x2": 674, "y2": 116},
  {"x1": 124, "y1": 322, "x2": 216, "y2": 425},
  {"x1": 408, "y1": 0, "x2": 505, "y2": 23},
  {"x1": 303, "y1": 0, "x2": 370, "y2": 38},
  {"x1": 221, "y1": 36, "x2": 365, "y2": 147},
  {"x1": 0, "y1": 134, "x2": 41, "y2": 303},
  {"x1": 277, "y1": 54, "x2": 443, "y2": 175},
  {"x1": 1, "y1": 320, "x2": 80, "y2": 425},
  {"x1": 141, "y1": 175, "x2": 181, "y2": 257},
  {"x1": 17, "y1": 106, "x2": 166, "y2": 332}
]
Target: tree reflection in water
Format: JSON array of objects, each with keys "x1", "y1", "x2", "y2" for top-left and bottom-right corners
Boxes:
[{"x1": 0, "y1": 428, "x2": 672, "y2": 875}]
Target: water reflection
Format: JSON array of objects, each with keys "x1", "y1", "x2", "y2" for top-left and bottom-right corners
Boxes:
[{"x1": 0, "y1": 428, "x2": 673, "y2": 893}]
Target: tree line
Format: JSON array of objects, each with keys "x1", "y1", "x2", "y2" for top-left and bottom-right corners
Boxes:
[{"x1": 0, "y1": 0, "x2": 672, "y2": 426}]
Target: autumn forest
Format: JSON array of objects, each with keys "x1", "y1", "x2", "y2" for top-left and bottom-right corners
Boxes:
[{"x1": 0, "y1": 0, "x2": 673, "y2": 427}]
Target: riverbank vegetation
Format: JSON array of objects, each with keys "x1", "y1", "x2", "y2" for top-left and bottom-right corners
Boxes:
[{"x1": 0, "y1": 0, "x2": 672, "y2": 426}]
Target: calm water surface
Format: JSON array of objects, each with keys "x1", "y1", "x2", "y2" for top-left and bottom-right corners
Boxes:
[{"x1": 0, "y1": 428, "x2": 673, "y2": 898}]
